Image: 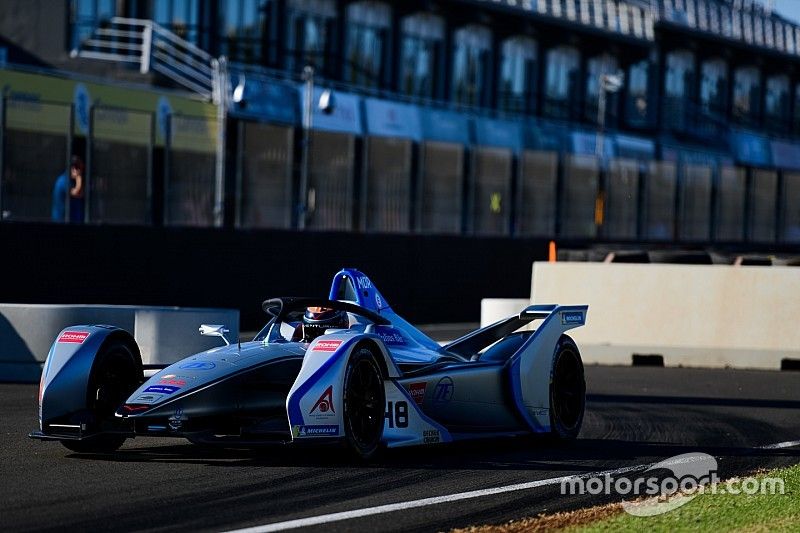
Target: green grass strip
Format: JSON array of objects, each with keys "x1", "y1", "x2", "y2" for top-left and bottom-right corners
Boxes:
[{"x1": 572, "y1": 463, "x2": 800, "y2": 533}]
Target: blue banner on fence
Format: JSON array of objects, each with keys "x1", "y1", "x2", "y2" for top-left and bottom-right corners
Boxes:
[
  {"x1": 420, "y1": 107, "x2": 471, "y2": 145},
  {"x1": 363, "y1": 98, "x2": 422, "y2": 140},
  {"x1": 771, "y1": 139, "x2": 800, "y2": 171},
  {"x1": 729, "y1": 131, "x2": 772, "y2": 167},
  {"x1": 229, "y1": 77, "x2": 298, "y2": 124},
  {"x1": 473, "y1": 117, "x2": 522, "y2": 151},
  {"x1": 298, "y1": 86, "x2": 362, "y2": 135}
]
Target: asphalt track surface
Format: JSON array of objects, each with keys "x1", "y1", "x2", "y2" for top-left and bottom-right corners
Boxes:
[{"x1": 3, "y1": 365, "x2": 800, "y2": 532}]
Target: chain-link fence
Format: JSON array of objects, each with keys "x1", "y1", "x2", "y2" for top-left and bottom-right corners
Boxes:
[
  {"x1": 1, "y1": 93, "x2": 797, "y2": 247},
  {"x1": 418, "y1": 141, "x2": 463, "y2": 234},
  {"x1": 1, "y1": 99, "x2": 72, "y2": 222},
  {"x1": 605, "y1": 158, "x2": 640, "y2": 240},
  {"x1": 89, "y1": 107, "x2": 153, "y2": 224},
  {"x1": 306, "y1": 131, "x2": 355, "y2": 231},
  {"x1": 165, "y1": 114, "x2": 217, "y2": 227},
  {"x1": 643, "y1": 161, "x2": 677, "y2": 240},
  {"x1": 678, "y1": 164, "x2": 713, "y2": 242},
  {"x1": 783, "y1": 172, "x2": 800, "y2": 243},
  {"x1": 471, "y1": 146, "x2": 512, "y2": 236},
  {"x1": 236, "y1": 121, "x2": 294, "y2": 229},
  {"x1": 561, "y1": 154, "x2": 600, "y2": 239},
  {"x1": 749, "y1": 169, "x2": 777, "y2": 243},
  {"x1": 715, "y1": 166, "x2": 746, "y2": 242},
  {"x1": 362, "y1": 137, "x2": 412, "y2": 233},
  {"x1": 517, "y1": 150, "x2": 558, "y2": 237}
]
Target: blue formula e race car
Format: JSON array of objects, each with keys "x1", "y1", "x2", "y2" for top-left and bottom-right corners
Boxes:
[{"x1": 31, "y1": 269, "x2": 588, "y2": 459}]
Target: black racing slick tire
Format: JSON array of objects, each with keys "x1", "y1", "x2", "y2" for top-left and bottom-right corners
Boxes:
[
  {"x1": 342, "y1": 347, "x2": 386, "y2": 460},
  {"x1": 61, "y1": 340, "x2": 140, "y2": 454},
  {"x1": 549, "y1": 335, "x2": 586, "y2": 440}
]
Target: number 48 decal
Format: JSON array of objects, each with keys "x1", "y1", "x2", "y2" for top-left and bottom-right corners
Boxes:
[{"x1": 385, "y1": 401, "x2": 408, "y2": 428}]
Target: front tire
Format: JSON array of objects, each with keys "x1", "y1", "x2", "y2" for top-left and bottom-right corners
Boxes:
[
  {"x1": 549, "y1": 335, "x2": 585, "y2": 440},
  {"x1": 342, "y1": 347, "x2": 385, "y2": 460},
  {"x1": 60, "y1": 340, "x2": 139, "y2": 454}
]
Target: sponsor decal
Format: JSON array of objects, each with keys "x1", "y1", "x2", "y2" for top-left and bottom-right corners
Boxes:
[
  {"x1": 292, "y1": 424, "x2": 340, "y2": 437},
  {"x1": 433, "y1": 377, "x2": 454, "y2": 403},
  {"x1": 168, "y1": 406, "x2": 184, "y2": 430},
  {"x1": 408, "y1": 382, "x2": 426, "y2": 405},
  {"x1": 313, "y1": 340, "x2": 343, "y2": 352},
  {"x1": 378, "y1": 330, "x2": 405, "y2": 346},
  {"x1": 179, "y1": 361, "x2": 215, "y2": 370},
  {"x1": 356, "y1": 276, "x2": 372, "y2": 290},
  {"x1": 423, "y1": 429, "x2": 440, "y2": 444},
  {"x1": 561, "y1": 311, "x2": 584, "y2": 325},
  {"x1": 144, "y1": 385, "x2": 180, "y2": 395},
  {"x1": 135, "y1": 394, "x2": 164, "y2": 403},
  {"x1": 58, "y1": 331, "x2": 90, "y2": 344},
  {"x1": 310, "y1": 385, "x2": 335, "y2": 415},
  {"x1": 160, "y1": 377, "x2": 187, "y2": 387}
]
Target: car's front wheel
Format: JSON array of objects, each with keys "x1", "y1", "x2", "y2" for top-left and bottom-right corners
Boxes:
[
  {"x1": 342, "y1": 346, "x2": 385, "y2": 460},
  {"x1": 61, "y1": 340, "x2": 139, "y2": 453}
]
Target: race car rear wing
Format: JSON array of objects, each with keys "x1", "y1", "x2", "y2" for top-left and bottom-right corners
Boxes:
[{"x1": 444, "y1": 304, "x2": 563, "y2": 359}]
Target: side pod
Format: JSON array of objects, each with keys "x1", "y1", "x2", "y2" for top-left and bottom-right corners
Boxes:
[{"x1": 507, "y1": 305, "x2": 588, "y2": 432}]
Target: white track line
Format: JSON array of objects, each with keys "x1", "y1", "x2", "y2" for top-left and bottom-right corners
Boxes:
[
  {"x1": 758, "y1": 440, "x2": 800, "y2": 450},
  {"x1": 222, "y1": 439, "x2": 800, "y2": 533}
]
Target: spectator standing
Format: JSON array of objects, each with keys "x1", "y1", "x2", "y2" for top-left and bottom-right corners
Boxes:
[{"x1": 51, "y1": 156, "x2": 85, "y2": 223}]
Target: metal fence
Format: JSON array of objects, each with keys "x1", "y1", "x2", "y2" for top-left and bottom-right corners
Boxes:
[
  {"x1": 418, "y1": 141, "x2": 464, "y2": 235},
  {"x1": 89, "y1": 107, "x2": 153, "y2": 224},
  {"x1": 1, "y1": 99, "x2": 72, "y2": 223},
  {"x1": 2, "y1": 95, "x2": 800, "y2": 246},
  {"x1": 165, "y1": 114, "x2": 217, "y2": 227},
  {"x1": 236, "y1": 122, "x2": 293, "y2": 229},
  {"x1": 305, "y1": 131, "x2": 355, "y2": 231},
  {"x1": 362, "y1": 137, "x2": 412, "y2": 233}
]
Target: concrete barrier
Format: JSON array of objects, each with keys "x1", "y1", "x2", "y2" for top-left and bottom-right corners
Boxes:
[
  {"x1": 0, "y1": 304, "x2": 239, "y2": 382},
  {"x1": 480, "y1": 299, "x2": 531, "y2": 327},
  {"x1": 481, "y1": 262, "x2": 800, "y2": 369}
]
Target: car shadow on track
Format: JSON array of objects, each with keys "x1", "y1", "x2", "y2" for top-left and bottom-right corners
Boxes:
[{"x1": 66, "y1": 435, "x2": 800, "y2": 471}]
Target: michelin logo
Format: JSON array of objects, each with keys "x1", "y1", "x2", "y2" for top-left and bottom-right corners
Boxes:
[
  {"x1": 292, "y1": 425, "x2": 340, "y2": 437},
  {"x1": 561, "y1": 311, "x2": 584, "y2": 325}
]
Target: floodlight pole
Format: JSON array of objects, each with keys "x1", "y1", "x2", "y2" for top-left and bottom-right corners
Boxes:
[
  {"x1": 597, "y1": 81, "x2": 608, "y2": 160},
  {"x1": 299, "y1": 65, "x2": 314, "y2": 230},
  {"x1": 212, "y1": 56, "x2": 229, "y2": 228},
  {"x1": 596, "y1": 72, "x2": 624, "y2": 236}
]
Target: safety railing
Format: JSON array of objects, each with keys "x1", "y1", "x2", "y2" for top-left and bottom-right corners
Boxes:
[
  {"x1": 654, "y1": 0, "x2": 800, "y2": 56},
  {"x1": 73, "y1": 17, "x2": 219, "y2": 102},
  {"x1": 474, "y1": 0, "x2": 655, "y2": 40}
]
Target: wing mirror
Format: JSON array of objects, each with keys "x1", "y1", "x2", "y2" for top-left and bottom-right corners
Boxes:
[{"x1": 199, "y1": 324, "x2": 231, "y2": 346}]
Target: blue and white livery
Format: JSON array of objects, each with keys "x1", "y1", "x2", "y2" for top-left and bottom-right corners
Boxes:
[{"x1": 31, "y1": 269, "x2": 588, "y2": 458}]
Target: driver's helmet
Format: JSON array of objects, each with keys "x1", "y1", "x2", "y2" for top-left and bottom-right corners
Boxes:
[{"x1": 302, "y1": 306, "x2": 349, "y2": 342}]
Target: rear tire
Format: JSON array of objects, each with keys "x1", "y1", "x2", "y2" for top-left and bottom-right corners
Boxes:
[
  {"x1": 60, "y1": 340, "x2": 139, "y2": 454},
  {"x1": 549, "y1": 336, "x2": 585, "y2": 440},
  {"x1": 342, "y1": 347, "x2": 385, "y2": 460}
]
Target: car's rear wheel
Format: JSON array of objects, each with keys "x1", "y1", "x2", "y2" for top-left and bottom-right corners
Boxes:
[
  {"x1": 61, "y1": 341, "x2": 139, "y2": 453},
  {"x1": 549, "y1": 335, "x2": 585, "y2": 440},
  {"x1": 342, "y1": 347, "x2": 385, "y2": 460}
]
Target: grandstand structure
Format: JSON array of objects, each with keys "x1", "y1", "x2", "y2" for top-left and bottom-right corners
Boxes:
[{"x1": 0, "y1": 0, "x2": 799, "y2": 244}]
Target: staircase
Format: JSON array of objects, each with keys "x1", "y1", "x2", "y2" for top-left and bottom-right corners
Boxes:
[{"x1": 72, "y1": 17, "x2": 222, "y2": 103}]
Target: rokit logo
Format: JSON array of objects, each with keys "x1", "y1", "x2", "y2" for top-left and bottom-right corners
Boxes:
[
  {"x1": 314, "y1": 340, "x2": 343, "y2": 352},
  {"x1": 310, "y1": 386, "x2": 335, "y2": 417},
  {"x1": 58, "y1": 331, "x2": 90, "y2": 344}
]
